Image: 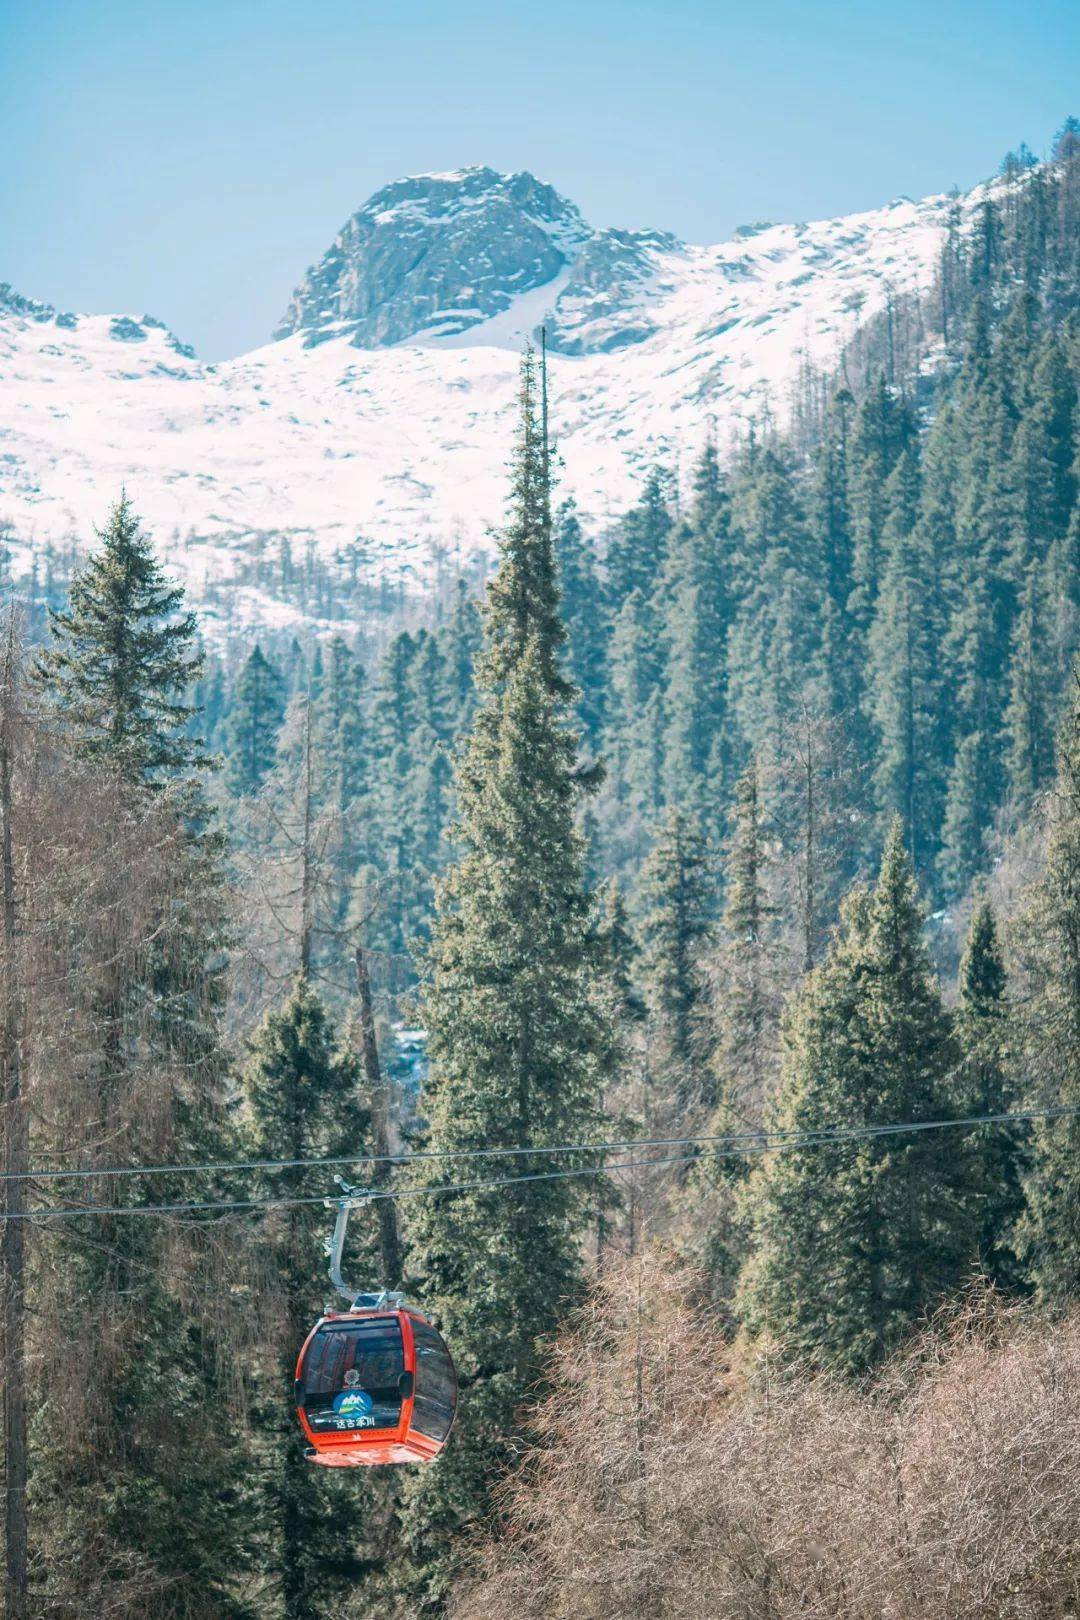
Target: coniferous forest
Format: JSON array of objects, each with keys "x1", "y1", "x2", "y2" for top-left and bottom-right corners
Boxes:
[{"x1": 3, "y1": 128, "x2": 1080, "y2": 1619}]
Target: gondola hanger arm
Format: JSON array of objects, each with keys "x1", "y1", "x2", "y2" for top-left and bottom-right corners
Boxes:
[{"x1": 324, "y1": 1175, "x2": 405, "y2": 1311}]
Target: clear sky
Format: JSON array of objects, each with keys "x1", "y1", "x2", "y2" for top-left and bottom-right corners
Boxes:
[{"x1": 1, "y1": 0, "x2": 1077, "y2": 360}]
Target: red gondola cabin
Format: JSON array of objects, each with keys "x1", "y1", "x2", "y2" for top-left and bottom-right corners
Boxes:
[{"x1": 295, "y1": 1306, "x2": 458, "y2": 1467}]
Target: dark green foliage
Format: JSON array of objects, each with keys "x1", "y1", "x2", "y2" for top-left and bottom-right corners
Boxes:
[
  {"x1": 605, "y1": 465, "x2": 673, "y2": 603},
  {"x1": 724, "y1": 442, "x2": 824, "y2": 756},
  {"x1": 604, "y1": 585, "x2": 664, "y2": 827},
  {"x1": 710, "y1": 764, "x2": 781, "y2": 1129},
  {"x1": 846, "y1": 376, "x2": 917, "y2": 629},
  {"x1": 400, "y1": 346, "x2": 608, "y2": 1604},
  {"x1": 1004, "y1": 570, "x2": 1058, "y2": 808},
  {"x1": 636, "y1": 806, "x2": 713, "y2": 1094},
  {"x1": 739, "y1": 822, "x2": 978, "y2": 1372},
  {"x1": 867, "y1": 443, "x2": 947, "y2": 873},
  {"x1": 243, "y1": 978, "x2": 380, "y2": 1620},
  {"x1": 225, "y1": 644, "x2": 286, "y2": 796},
  {"x1": 36, "y1": 494, "x2": 206, "y2": 787},
  {"x1": 658, "y1": 445, "x2": 733, "y2": 816},
  {"x1": 554, "y1": 497, "x2": 607, "y2": 741},
  {"x1": 956, "y1": 901, "x2": 1024, "y2": 1292},
  {"x1": 32, "y1": 512, "x2": 251, "y2": 1615},
  {"x1": 1016, "y1": 676, "x2": 1080, "y2": 1306}
]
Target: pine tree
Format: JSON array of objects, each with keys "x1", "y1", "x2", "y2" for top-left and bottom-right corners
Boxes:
[
  {"x1": 363, "y1": 631, "x2": 422, "y2": 950},
  {"x1": 554, "y1": 497, "x2": 608, "y2": 742},
  {"x1": 1004, "y1": 568, "x2": 1057, "y2": 809},
  {"x1": 319, "y1": 637, "x2": 368, "y2": 821},
  {"x1": 32, "y1": 520, "x2": 252, "y2": 1614},
  {"x1": 244, "y1": 978, "x2": 381, "y2": 1620},
  {"x1": 35, "y1": 494, "x2": 206, "y2": 787},
  {"x1": 710, "y1": 764, "x2": 782, "y2": 1131},
  {"x1": 681, "y1": 766, "x2": 782, "y2": 1306},
  {"x1": 867, "y1": 445, "x2": 946, "y2": 875},
  {"x1": 442, "y1": 580, "x2": 482, "y2": 735},
  {"x1": 846, "y1": 376, "x2": 916, "y2": 630},
  {"x1": 225, "y1": 643, "x2": 286, "y2": 796},
  {"x1": 772, "y1": 701, "x2": 866, "y2": 972},
  {"x1": 810, "y1": 387, "x2": 854, "y2": 612},
  {"x1": 938, "y1": 727, "x2": 997, "y2": 896},
  {"x1": 604, "y1": 587, "x2": 665, "y2": 825},
  {"x1": 605, "y1": 465, "x2": 673, "y2": 603},
  {"x1": 636, "y1": 807, "x2": 713, "y2": 1100},
  {"x1": 594, "y1": 878, "x2": 647, "y2": 1028},
  {"x1": 658, "y1": 445, "x2": 732, "y2": 815},
  {"x1": 738, "y1": 821, "x2": 977, "y2": 1372},
  {"x1": 956, "y1": 901, "x2": 1024, "y2": 1292},
  {"x1": 399, "y1": 346, "x2": 609, "y2": 1604},
  {"x1": 724, "y1": 442, "x2": 823, "y2": 758},
  {"x1": 1015, "y1": 674, "x2": 1080, "y2": 1306}
]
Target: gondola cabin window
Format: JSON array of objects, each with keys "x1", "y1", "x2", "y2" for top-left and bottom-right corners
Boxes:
[
  {"x1": 410, "y1": 1316, "x2": 458, "y2": 1442},
  {"x1": 300, "y1": 1318, "x2": 405, "y2": 1433}
]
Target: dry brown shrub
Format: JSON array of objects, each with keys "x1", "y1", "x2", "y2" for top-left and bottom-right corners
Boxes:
[{"x1": 451, "y1": 1254, "x2": 1080, "y2": 1620}]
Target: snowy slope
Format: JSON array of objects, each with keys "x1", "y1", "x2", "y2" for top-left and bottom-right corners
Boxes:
[{"x1": 0, "y1": 167, "x2": 963, "y2": 628}]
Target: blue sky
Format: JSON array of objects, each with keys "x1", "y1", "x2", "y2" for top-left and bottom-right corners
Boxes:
[{"x1": 1, "y1": 0, "x2": 1077, "y2": 359}]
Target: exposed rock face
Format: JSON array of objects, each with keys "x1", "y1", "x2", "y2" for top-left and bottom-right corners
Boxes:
[
  {"x1": 274, "y1": 166, "x2": 593, "y2": 347},
  {"x1": 546, "y1": 228, "x2": 683, "y2": 355}
]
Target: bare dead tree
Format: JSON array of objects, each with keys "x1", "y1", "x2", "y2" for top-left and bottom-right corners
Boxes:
[{"x1": 452, "y1": 1262, "x2": 1080, "y2": 1620}]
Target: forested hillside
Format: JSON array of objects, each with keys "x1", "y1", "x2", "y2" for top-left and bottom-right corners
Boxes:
[{"x1": 2, "y1": 125, "x2": 1080, "y2": 1619}]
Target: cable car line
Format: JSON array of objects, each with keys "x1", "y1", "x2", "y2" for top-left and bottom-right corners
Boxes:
[
  {"x1": 6, "y1": 1101, "x2": 1077, "y2": 1186},
  {"x1": 7, "y1": 1151, "x2": 715, "y2": 1221},
  {"x1": 4, "y1": 1102, "x2": 1079, "y2": 1222}
]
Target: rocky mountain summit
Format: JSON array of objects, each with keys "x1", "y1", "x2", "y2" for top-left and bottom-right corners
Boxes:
[
  {"x1": 274, "y1": 165, "x2": 690, "y2": 356},
  {"x1": 274, "y1": 166, "x2": 593, "y2": 347}
]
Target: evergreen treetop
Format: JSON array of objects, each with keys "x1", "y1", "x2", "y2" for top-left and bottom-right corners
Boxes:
[
  {"x1": 400, "y1": 345, "x2": 608, "y2": 1605},
  {"x1": 738, "y1": 820, "x2": 977, "y2": 1372},
  {"x1": 37, "y1": 494, "x2": 207, "y2": 787},
  {"x1": 481, "y1": 343, "x2": 569, "y2": 694}
]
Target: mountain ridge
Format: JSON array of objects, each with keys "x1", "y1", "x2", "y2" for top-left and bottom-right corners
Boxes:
[{"x1": 0, "y1": 165, "x2": 981, "y2": 634}]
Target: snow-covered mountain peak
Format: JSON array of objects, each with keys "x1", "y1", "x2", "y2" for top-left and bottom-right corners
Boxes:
[
  {"x1": 1, "y1": 167, "x2": 984, "y2": 636},
  {"x1": 274, "y1": 166, "x2": 593, "y2": 348}
]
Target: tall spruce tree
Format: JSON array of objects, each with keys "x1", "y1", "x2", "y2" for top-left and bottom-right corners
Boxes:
[
  {"x1": 710, "y1": 764, "x2": 782, "y2": 1131},
  {"x1": 724, "y1": 442, "x2": 823, "y2": 758},
  {"x1": 36, "y1": 494, "x2": 206, "y2": 786},
  {"x1": 225, "y1": 643, "x2": 286, "y2": 796},
  {"x1": 681, "y1": 766, "x2": 781, "y2": 1307},
  {"x1": 1003, "y1": 568, "x2": 1057, "y2": 809},
  {"x1": 604, "y1": 586, "x2": 665, "y2": 825},
  {"x1": 399, "y1": 345, "x2": 609, "y2": 1604},
  {"x1": 867, "y1": 446, "x2": 946, "y2": 876},
  {"x1": 956, "y1": 901, "x2": 1024, "y2": 1292},
  {"x1": 636, "y1": 806, "x2": 713, "y2": 1102},
  {"x1": 605, "y1": 465, "x2": 673, "y2": 603},
  {"x1": 554, "y1": 496, "x2": 608, "y2": 742},
  {"x1": 1015, "y1": 674, "x2": 1080, "y2": 1306},
  {"x1": 738, "y1": 821, "x2": 978, "y2": 1372},
  {"x1": 243, "y1": 978, "x2": 382, "y2": 1620},
  {"x1": 658, "y1": 446, "x2": 732, "y2": 817},
  {"x1": 32, "y1": 500, "x2": 250, "y2": 1615}
]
